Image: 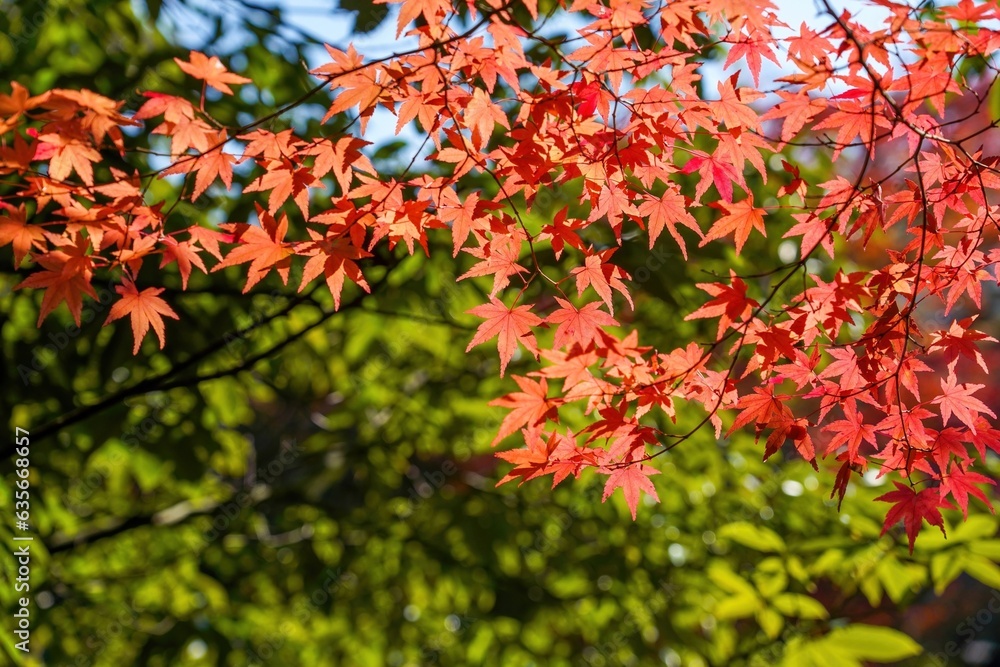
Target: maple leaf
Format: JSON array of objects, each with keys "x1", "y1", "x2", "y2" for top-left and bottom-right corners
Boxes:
[
  {"x1": 187, "y1": 226, "x2": 229, "y2": 262},
  {"x1": 760, "y1": 91, "x2": 827, "y2": 146},
  {"x1": 540, "y1": 207, "x2": 585, "y2": 260},
  {"x1": 547, "y1": 299, "x2": 618, "y2": 350},
  {"x1": 711, "y1": 76, "x2": 761, "y2": 130},
  {"x1": 297, "y1": 230, "x2": 372, "y2": 309},
  {"x1": 238, "y1": 129, "x2": 303, "y2": 163},
  {"x1": 932, "y1": 375, "x2": 996, "y2": 433},
  {"x1": 926, "y1": 318, "x2": 996, "y2": 376},
  {"x1": 728, "y1": 386, "x2": 790, "y2": 436},
  {"x1": 570, "y1": 250, "x2": 633, "y2": 315},
  {"x1": 307, "y1": 136, "x2": 375, "y2": 196},
  {"x1": 700, "y1": 195, "x2": 766, "y2": 255},
  {"x1": 0, "y1": 204, "x2": 44, "y2": 267},
  {"x1": 489, "y1": 376, "x2": 559, "y2": 446},
  {"x1": 940, "y1": 466, "x2": 995, "y2": 519},
  {"x1": 495, "y1": 429, "x2": 554, "y2": 487},
  {"x1": 161, "y1": 130, "x2": 237, "y2": 201},
  {"x1": 133, "y1": 92, "x2": 196, "y2": 123},
  {"x1": 244, "y1": 159, "x2": 320, "y2": 219},
  {"x1": 0, "y1": 81, "x2": 45, "y2": 117},
  {"x1": 466, "y1": 299, "x2": 543, "y2": 377},
  {"x1": 14, "y1": 234, "x2": 97, "y2": 325},
  {"x1": 636, "y1": 190, "x2": 701, "y2": 258},
  {"x1": 104, "y1": 279, "x2": 180, "y2": 354},
  {"x1": 495, "y1": 429, "x2": 585, "y2": 488},
  {"x1": 684, "y1": 271, "x2": 758, "y2": 339},
  {"x1": 723, "y1": 29, "x2": 780, "y2": 87},
  {"x1": 812, "y1": 101, "x2": 892, "y2": 160},
  {"x1": 36, "y1": 132, "x2": 101, "y2": 185},
  {"x1": 823, "y1": 403, "x2": 877, "y2": 459},
  {"x1": 875, "y1": 482, "x2": 953, "y2": 553},
  {"x1": 312, "y1": 44, "x2": 382, "y2": 123},
  {"x1": 458, "y1": 233, "x2": 529, "y2": 297},
  {"x1": 390, "y1": 0, "x2": 450, "y2": 37},
  {"x1": 174, "y1": 51, "x2": 251, "y2": 95},
  {"x1": 601, "y1": 463, "x2": 660, "y2": 520},
  {"x1": 464, "y1": 88, "x2": 509, "y2": 150},
  {"x1": 159, "y1": 237, "x2": 207, "y2": 289},
  {"x1": 213, "y1": 206, "x2": 294, "y2": 292},
  {"x1": 681, "y1": 152, "x2": 742, "y2": 203},
  {"x1": 438, "y1": 189, "x2": 499, "y2": 257}
]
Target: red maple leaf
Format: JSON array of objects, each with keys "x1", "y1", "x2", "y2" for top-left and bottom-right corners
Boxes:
[
  {"x1": 161, "y1": 130, "x2": 236, "y2": 200},
  {"x1": 466, "y1": 299, "x2": 543, "y2": 377},
  {"x1": 159, "y1": 237, "x2": 208, "y2": 290},
  {"x1": 760, "y1": 91, "x2": 827, "y2": 146},
  {"x1": 875, "y1": 482, "x2": 953, "y2": 553},
  {"x1": 933, "y1": 374, "x2": 996, "y2": 433},
  {"x1": 823, "y1": 403, "x2": 878, "y2": 459},
  {"x1": 680, "y1": 152, "x2": 742, "y2": 203},
  {"x1": 495, "y1": 429, "x2": 554, "y2": 487},
  {"x1": 728, "y1": 386, "x2": 790, "y2": 436},
  {"x1": 570, "y1": 249, "x2": 633, "y2": 315},
  {"x1": 684, "y1": 271, "x2": 758, "y2": 339},
  {"x1": 940, "y1": 466, "x2": 995, "y2": 519},
  {"x1": 14, "y1": 234, "x2": 97, "y2": 325},
  {"x1": 723, "y1": 28, "x2": 780, "y2": 87},
  {"x1": 601, "y1": 462, "x2": 660, "y2": 520},
  {"x1": 636, "y1": 190, "x2": 701, "y2": 258}
]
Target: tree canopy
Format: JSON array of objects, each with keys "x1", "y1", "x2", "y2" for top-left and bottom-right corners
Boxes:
[{"x1": 2, "y1": 0, "x2": 1000, "y2": 665}]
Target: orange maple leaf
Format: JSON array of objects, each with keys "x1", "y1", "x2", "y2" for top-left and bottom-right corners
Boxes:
[
  {"x1": 14, "y1": 234, "x2": 97, "y2": 325},
  {"x1": 160, "y1": 130, "x2": 236, "y2": 200},
  {"x1": 0, "y1": 204, "x2": 44, "y2": 267},
  {"x1": 174, "y1": 51, "x2": 251, "y2": 96},
  {"x1": 489, "y1": 376, "x2": 558, "y2": 446},
  {"x1": 104, "y1": 280, "x2": 179, "y2": 354},
  {"x1": 700, "y1": 195, "x2": 767, "y2": 255},
  {"x1": 213, "y1": 206, "x2": 294, "y2": 293},
  {"x1": 297, "y1": 230, "x2": 372, "y2": 309}
]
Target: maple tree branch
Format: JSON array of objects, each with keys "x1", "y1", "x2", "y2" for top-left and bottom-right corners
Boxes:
[
  {"x1": 2, "y1": 281, "x2": 324, "y2": 457},
  {"x1": 155, "y1": 273, "x2": 388, "y2": 392}
]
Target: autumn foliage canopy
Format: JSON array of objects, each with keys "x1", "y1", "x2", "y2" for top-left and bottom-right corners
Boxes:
[{"x1": 3, "y1": 0, "x2": 1000, "y2": 551}]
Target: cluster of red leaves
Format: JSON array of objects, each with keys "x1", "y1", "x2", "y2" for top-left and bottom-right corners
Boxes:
[{"x1": 3, "y1": 0, "x2": 1000, "y2": 548}]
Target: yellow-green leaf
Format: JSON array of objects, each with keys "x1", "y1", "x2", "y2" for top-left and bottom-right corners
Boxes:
[{"x1": 719, "y1": 521, "x2": 786, "y2": 552}]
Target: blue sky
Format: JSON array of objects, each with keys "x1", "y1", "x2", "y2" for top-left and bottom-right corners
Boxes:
[{"x1": 146, "y1": 0, "x2": 904, "y2": 160}]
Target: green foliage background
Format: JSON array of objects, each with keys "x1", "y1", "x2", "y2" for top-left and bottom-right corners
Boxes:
[{"x1": 1, "y1": 1, "x2": 1000, "y2": 666}]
